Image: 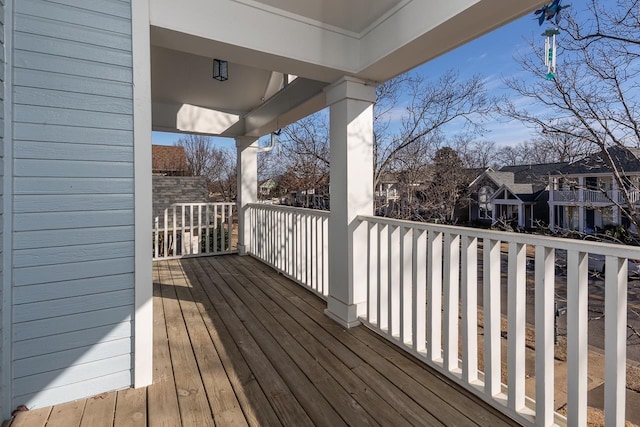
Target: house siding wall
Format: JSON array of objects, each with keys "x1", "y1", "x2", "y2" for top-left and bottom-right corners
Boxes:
[
  {"x1": 10, "y1": 0, "x2": 134, "y2": 409},
  {"x1": 0, "y1": 0, "x2": 5, "y2": 418}
]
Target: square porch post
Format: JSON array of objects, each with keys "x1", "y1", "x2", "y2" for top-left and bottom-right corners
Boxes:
[
  {"x1": 324, "y1": 77, "x2": 376, "y2": 328},
  {"x1": 236, "y1": 137, "x2": 259, "y2": 255}
]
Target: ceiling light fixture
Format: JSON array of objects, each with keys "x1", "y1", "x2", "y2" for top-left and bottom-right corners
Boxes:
[{"x1": 213, "y1": 59, "x2": 228, "y2": 81}]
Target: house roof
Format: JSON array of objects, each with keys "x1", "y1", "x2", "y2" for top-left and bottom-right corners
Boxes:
[
  {"x1": 560, "y1": 146, "x2": 640, "y2": 175},
  {"x1": 152, "y1": 145, "x2": 188, "y2": 174},
  {"x1": 499, "y1": 162, "x2": 568, "y2": 192}
]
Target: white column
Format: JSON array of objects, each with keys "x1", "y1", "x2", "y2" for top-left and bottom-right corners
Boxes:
[
  {"x1": 549, "y1": 204, "x2": 555, "y2": 231},
  {"x1": 236, "y1": 137, "x2": 259, "y2": 255},
  {"x1": 324, "y1": 77, "x2": 376, "y2": 328},
  {"x1": 612, "y1": 179, "x2": 620, "y2": 224},
  {"x1": 578, "y1": 177, "x2": 585, "y2": 232},
  {"x1": 517, "y1": 203, "x2": 524, "y2": 228},
  {"x1": 132, "y1": 0, "x2": 153, "y2": 389}
]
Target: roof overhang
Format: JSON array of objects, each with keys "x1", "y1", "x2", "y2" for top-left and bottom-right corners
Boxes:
[{"x1": 148, "y1": 0, "x2": 547, "y2": 138}]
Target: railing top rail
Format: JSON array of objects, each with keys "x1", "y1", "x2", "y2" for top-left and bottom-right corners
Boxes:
[
  {"x1": 247, "y1": 203, "x2": 330, "y2": 218},
  {"x1": 357, "y1": 214, "x2": 640, "y2": 258},
  {"x1": 165, "y1": 202, "x2": 235, "y2": 208}
]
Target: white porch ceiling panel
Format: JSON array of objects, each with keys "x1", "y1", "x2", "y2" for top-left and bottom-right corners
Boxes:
[{"x1": 148, "y1": 0, "x2": 546, "y2": 137}]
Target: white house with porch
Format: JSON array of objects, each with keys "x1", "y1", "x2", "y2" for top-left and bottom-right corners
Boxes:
[
  {"x1": 0, "y1": 1, "x2": 637, "y2": 426},
  {"x1": 549, "y1": 147, "x2": 640, "y2": 233}
]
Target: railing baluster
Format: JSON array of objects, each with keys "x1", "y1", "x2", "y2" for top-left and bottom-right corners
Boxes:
[
  {"x1": 172, "y1": 205, "x2": 177, "y2": 256},
  {"x1": 483, "y1": 238, "x2": 501, "y2": 397},
  {"x1": 401, "y1": 227, "x2": 413, "y2": 346},
  {"x1": 390, "y1": 225, "x2": 400, "y2": 339},
  {"x1": 461, "y1": 235, "x2": 478, "y2": 384},
  {"x1": 322, "y1": 216, "x2": 328, "y2": 297},
  {"x1": 507, "y1": 242, "x2": 526, "y2": 412},
  {"x1": 413, "y1": 229, "x2": 427, "y2": 354},
  {"x1": 535, "y1": 245, "x2": 555, "y2": 426},
  {"x1": 567, "y1": 249, "x2": 588, "y2": 426},
  {"x1": 444, "y1": 233, "x2": 460, "y2": 373},
  {"x1": 368, "y1": 221, "x2": 378, "y2": 325},
  {"x1": 164, "y1": 209, "x2": 168, "y2": 258},
  {"x1": 188, "y1": 205, "x2": 193, "y2": 254},
  {"x1": 221, "y1": 204, "x2": 226, "y2": 252},
  {"x1": 379, "y1": 223, "x2": 389, "y2": 333},
  {"x1": 197, "y1": 205, "x2": 202, "y2": 255},
  {"x1": 205, "y1": 204, "x2": 210, "y2": 254},
  {"x1": 428, "y1": 230, "x2": 443, "y2": 362},
  {"x1": 213, "y1": 204, "x2": 219, "y2": 253},
  {"x1": 604, "y1": 255, "x2": 627, "y2": 427}
]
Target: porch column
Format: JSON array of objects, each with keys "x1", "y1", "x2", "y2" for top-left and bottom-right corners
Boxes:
[
  {"x1": 324, "y1": 77, "x2": 376, "y2": 328},
  {"x1": 549, "y1": 204, "x2": 555, "y2": 231},
  {"x1": 578, "y1": 177, "x2": 585, "y2": 232},
  {"x1": 612, "y1": 179, "x2": 620, "y2": 224},
  {"x1": 236, "y1": 137, "x2": 259, "y2": 255},
  {"x1": 518, "y1": 204, "x2": 524, "y2": 228}
]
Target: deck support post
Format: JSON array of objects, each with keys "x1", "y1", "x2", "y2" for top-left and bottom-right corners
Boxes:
[
  {"x1": 324, "y1": 77, "x2": 376, "y2": 328},
  {"x1": 236, "y1": 137, "x2": 258, "y2": 255}
]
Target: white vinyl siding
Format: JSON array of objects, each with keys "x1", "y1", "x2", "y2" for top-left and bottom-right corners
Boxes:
[{"x1": 11, "y1": 0, "x2": 134, "y2": 409}]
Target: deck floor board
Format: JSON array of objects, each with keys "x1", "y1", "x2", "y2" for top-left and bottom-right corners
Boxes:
[{"x1": 7, "y1": 255, "x2": 517, "y2": 426}]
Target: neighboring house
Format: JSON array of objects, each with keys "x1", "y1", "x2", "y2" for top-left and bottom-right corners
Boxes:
[
  {"x1": 548, "y1": 147, "x2": 640, "y2": 233},
  {"x1": 259, "y1": 178, "x2": 278, "y2": 198},
  {"x1": 468, "y1": 162, "x2": 568, "y2": 228},
  {"x1": 152, "y1": 144, "x2": 188, "y2": 176},
  {"x1": 375, "y1": 173, "x2": 401, "y2": 205}
]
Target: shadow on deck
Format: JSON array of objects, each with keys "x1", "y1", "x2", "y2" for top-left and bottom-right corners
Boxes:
[{"x1": 8, "y1": 255, "x2": 516, "y2": 426}]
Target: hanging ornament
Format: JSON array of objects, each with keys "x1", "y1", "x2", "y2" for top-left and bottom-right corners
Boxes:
[{"x1": 542, "y1": 28, "x2": 560, "y2": 80}]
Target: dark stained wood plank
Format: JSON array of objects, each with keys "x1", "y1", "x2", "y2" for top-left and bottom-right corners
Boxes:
[
  {"x1": 147, "y1": 262, "x2": 181, "y2": 427},
  {"x1": 46, "y1": 400, "x2": 84, "y2": 427},
  {"x1": 180, "y1": 259, "x2": 283, "y2": 427},
  {"x1": 184, "y1": 258, "x2": 316, "y2": 427},
  {"x1": 79, "y1": 392, "x2": 116, "y2": 427},
  {"x1": 162, "y1": 262, "x2": 214, "y2": 427},
  {"x1": 8, "y1": 407, "x2": 51, "y2": 427},
  {"x1": 169, "y1": 262, "x2": 248, "y2": 427},
  {"x1": 206, "y1": 256, "x2": 380, "y2": 427},
  {"x1": 114, "y1": 387, "x2": 146, "y2": 427},
  {"x1": 222, "y1": 255, "x2": 445, "y2": 426}
]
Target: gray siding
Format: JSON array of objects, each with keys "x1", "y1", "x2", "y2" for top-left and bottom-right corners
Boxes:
[
  {"x1": 0, "y1": 0, "x2": 5, "y2": 418},
  {"x1": 11, "y1": 0, "x2": 134, "y2": 409}
]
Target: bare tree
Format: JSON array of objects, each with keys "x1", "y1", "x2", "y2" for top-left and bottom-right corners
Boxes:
[
  {"x1": 500, "y1": 0, "x2": 640, "y2": 227},
  {"x1": 422, "y1": 147, "x2": 469, "y2": 223},
  {"x1": 375, "y1": 70, "x2": 491, "y2": 188},
  {"x1": 176, "y1": 134, "x2": 237, "y2": 201},
  {"x1": 453, "y1": 137, "x2": 498, "y2": 169},
  {"x1": 277, "y1": 115, "x2": 331, "y2": 207}
]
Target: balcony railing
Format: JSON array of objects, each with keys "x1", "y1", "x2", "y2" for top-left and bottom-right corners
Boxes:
[
  {"x1": 153, "y1": 202, "x2": 236, "y2": 260},
  {"x1": 246, "y1": 205, "x2": 639, "y2": 425},
  {"x1": 552, "y1": 189, "x2": 640, "y2": 204},
  {"x1": 247, "y1": 204, "x2": 329, "y2": 299}
]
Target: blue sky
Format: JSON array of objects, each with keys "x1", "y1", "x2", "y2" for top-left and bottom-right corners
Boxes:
[{"x1": 152, "y1": 6, "x2": 567, "y2": 149}]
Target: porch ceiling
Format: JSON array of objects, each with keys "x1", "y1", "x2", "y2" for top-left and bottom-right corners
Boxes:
[{"x1": 149, "y1": 0, "x2": 546, "y2": 138}]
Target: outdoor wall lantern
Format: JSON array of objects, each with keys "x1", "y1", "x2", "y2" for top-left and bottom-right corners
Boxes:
[{"x1": 213, "y1": 59, "x2": 228, "y2": 81}]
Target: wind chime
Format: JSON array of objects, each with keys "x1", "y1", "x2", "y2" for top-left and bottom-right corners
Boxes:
[
  {"x1": 543, "y1": 28, "x2": 559, "y2": 80},
  {"x1": 534, "y1": 0, "x2": 570, "y2": 80}
]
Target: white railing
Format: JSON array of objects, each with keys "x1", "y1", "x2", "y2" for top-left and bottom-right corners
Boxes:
[
  {"x1": 247, "y1": 204, "x2": 329, "y2": 299},
  {"x1": 153, "y1": 203, "x2": 236, "y2": 260},
  {"x1": 355, "y1": 215, "x2": 640, "y2": 427},
  {"x1": 553, "y1": 189, "x2": 640, "y2": 205}
]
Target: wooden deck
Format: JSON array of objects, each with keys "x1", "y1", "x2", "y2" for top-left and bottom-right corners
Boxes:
[{"x1": 8, "y1": 255, "x2": 516, "y2": 426}]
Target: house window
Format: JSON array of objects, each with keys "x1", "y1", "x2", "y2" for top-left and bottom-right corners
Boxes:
[
  {"x1": 601, "y1": 207, "x2": 615, "y2": 226},
  {"x1": 478, "y1": 186, "x2": 493, "y2": 219}
]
